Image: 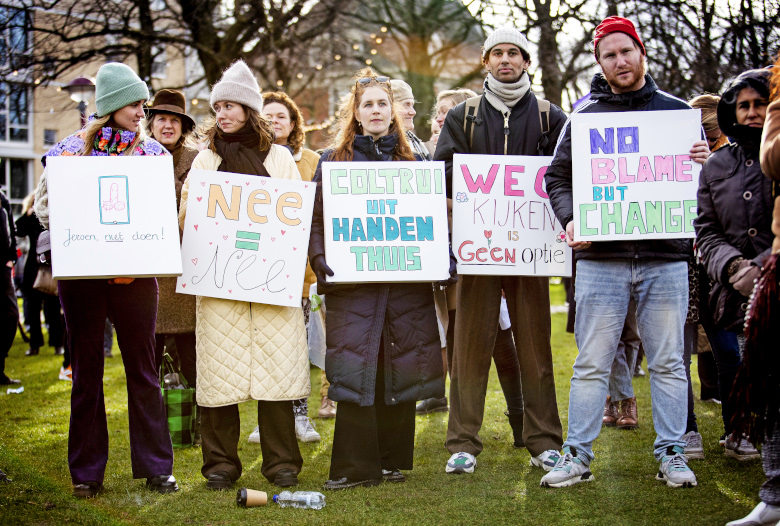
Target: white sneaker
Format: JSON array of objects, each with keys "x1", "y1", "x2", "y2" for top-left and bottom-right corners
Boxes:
[
  {"x1": 530, "y1": 449, "x2": 562, "y2": 472},
  {"x1": 656, "y1": 446, "x2": 697, "y2": 488},
  {"x1": 445, "y1": 452, "x2": 476, "y2": 474},
  {"x1": 58, "y1": 366, "x2": 72, "y2": 382},
  {"x1": 248, "y1": 426, "x2": 260, "y2": 444},
  {"x1": 725, "y1": 502, "x2": 780, "y2": 526},
  {"x1": 725, "y1": 436, "x2": 761, "y2": 461},
  {"x1": 683, "y1": 431, "x2": 704, "y2": 460},
  {"x1": 540, "y1": 447, "x2": 593, "y2": 488},
  {"x1": 295, "y1": 416, "x2": 321, "y2": 442}
]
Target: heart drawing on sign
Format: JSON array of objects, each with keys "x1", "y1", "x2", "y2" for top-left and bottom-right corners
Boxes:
[
  {"x1": 181, "y1": 284, "x2": 186, "y2": 288},
  {"x1": 222, "y1": 235, "x2": 228, "y2": 240},
  {"x1": 245, "y1": 182, "x2": 250, "y2": 185},
  {"x1": 209, "y1": 242, "x2": 213, "y2": 245},
  {"x1": 191, "y1": 258, "x2": 198, "y2": 265},
  {"x1": 196, "y1": 197, "x2": 202, "y2": 202},
  {"x1": 289, "y1": 295, "x2": 293, "y2": 299},
  {"x1": 271, "y1": 237, "x2": 276, "y2": 241},
  {"x1": 225, "y1": 180, "x2": 229, "y2": 184},
  {"x1": 228, "y1": 289, "x2": 232, "y2": 293},
  {"x1": 281, "y1": 230, "x2": 286, "y2": 235},
  {"x1": 200, "y1": 181, "x2": 205, "y2": 187},
  {"x1": 261, "y1": 180, "x2": 266, "y2": 185},
  {"x1": 194, "y1": 225, "x2": 199, "y2": 231}
]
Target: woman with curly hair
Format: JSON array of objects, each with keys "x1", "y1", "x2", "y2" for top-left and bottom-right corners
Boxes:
[{"x1": 308, "y1": 68, "x2": 445, "y2": 490}]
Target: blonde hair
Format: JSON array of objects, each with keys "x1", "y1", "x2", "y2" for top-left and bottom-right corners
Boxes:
[
  {"x1": 430, "y1": 88, "x2": 478, "y2": 126},
  {"x1": 21, "y1": 192, "x2": 34, "y2": 214},
  {"x1": 198, "y1": 105, "x2": 275, "y2": 153},
  {"x1": 80, "y1": 114, "x2": 147, "y2": 156},
  {"x1": 689, "y1": 93, "x2": 729, "y2": 151},
  {"x1": 330, "y1": 68, "x2": 415, "y2": 162}
]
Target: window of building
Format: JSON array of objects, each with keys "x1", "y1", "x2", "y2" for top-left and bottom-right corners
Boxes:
[
  {"x1": 0, "y1": 82, "x2": 30, "y2": 144},
  {"x1": 0, "y1": 7, "x2": 29, "y2": 71},
  {"x1": 0, "y1": 157, "x2": 32, "y2": 215},
  {"x1": 43, "y1": 129, "x2": 56, "y2": 146},
  {"x1": 151, "y1": 45, "x2": 167, "y2": 79}
]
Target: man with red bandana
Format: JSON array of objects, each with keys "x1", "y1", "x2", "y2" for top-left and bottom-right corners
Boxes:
[{"x1": 541, "y1": 17, "x2": 710, "y2": 489}]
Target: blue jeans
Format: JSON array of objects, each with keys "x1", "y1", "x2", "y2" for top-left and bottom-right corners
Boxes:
[
  {"x1": 608, "y1": 299, "x2": 639, "y2": 401},
  {"x1": 564, "y1": 259, "x2": 688, "y2": 463}
]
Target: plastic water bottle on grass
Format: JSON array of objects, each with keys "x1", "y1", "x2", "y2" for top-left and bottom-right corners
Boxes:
[{"x1": 273, "y1": 491, "x2": 326, "y2": 509}]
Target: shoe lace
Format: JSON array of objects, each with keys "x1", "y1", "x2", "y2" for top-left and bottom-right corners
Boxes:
[
  {"x1": 553, "y1": 452, "x2": 573, "y2": 470},
  {"x1": 666, "y1": 453, "x2": 688, "y2": 470}
]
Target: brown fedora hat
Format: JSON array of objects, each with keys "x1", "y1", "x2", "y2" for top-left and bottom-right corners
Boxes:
[{"x1": 147, "y1": 89, "x2": 195, "y2": 131}]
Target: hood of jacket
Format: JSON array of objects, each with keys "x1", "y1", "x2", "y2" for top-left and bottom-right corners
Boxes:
[
  {"x1": 718, "y1": 68, "x2": 772, "y2": 146},
  {"x1": 590, "y1": 73, "x2": 658, "y2": 108}
]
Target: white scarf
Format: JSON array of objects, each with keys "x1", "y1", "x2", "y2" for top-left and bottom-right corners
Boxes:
[{"x1": 483, "y1": 72, "x2": 531, "y2": 116}]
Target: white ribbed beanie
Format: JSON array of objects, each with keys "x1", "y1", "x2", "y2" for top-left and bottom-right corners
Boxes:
[
  {"x1": 482, "y1": 27, "x2": 531, "y2": 60},
  {"x1": 210, "y1": 60, "x2": 263, "y2": 113}
]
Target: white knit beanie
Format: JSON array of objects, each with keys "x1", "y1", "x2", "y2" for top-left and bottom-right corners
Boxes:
[
  {"x1": 210, "y1": 60, "x2": 263, "y2": 114},
  {"x1": 482, "y1": 27, "x2": 531, "y2": 60}
]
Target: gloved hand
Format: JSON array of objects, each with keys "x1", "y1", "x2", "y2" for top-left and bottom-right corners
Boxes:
[
  {"x1": 311, "y1": 255, "x2": 334, "y2": 290},
  {"x1": 729, "y1": 259, "x2": 761, "y2": 296},
  {"x1": 437, "y1": 247, "x2": 458, "y2": 289}
]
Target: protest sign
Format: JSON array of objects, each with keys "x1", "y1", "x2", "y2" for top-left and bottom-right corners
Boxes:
[
  {"x1": 452, "y1": 154, "x2": 571, "y2": 277},
  {"x1": 571, "y1": 109, "x2": 702, "y2": 241},
  {"x1": 321, "y1": 161, "x2": 449, "y2": 282},
  {"x1": 177, "y1": 169, "x2": 315, "y2": 307},
  {"x1": 46, "y1": 156, "x2": 182, "y2": 279}
]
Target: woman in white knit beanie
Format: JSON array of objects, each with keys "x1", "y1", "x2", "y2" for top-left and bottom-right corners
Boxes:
[{"x1": 178, "y1": 60, "x2": 310, "y2": 491}]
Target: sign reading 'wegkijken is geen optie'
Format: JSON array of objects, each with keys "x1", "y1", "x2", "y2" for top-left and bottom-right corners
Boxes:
[
  {"x1": 321, "y1": 161, "x2": 450, "y2": 282},
  {"x1": 571, "y1": 109, "x2": 702, "y2": 241}
]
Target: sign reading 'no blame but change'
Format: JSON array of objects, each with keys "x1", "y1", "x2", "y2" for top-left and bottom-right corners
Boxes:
[
  {"x1": 571, "y1": 109, "x2": 702, "y2": 241},
  {"x1": 321, "y1": 161, "x2": 450, "y2": 282},
  {"x1": 452, "y1": 154, "x2": 571, "y2": 277},
  {"x1": 46, "y1": 156, "x2": 183, "y2": 279},
  {"x1": 178, "y1": 169, "x2": 315, "y2": 307}
]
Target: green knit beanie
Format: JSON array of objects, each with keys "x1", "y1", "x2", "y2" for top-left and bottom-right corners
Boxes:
[{"x1": 94, "y1": 63, "x2": 150, "y2": 117}]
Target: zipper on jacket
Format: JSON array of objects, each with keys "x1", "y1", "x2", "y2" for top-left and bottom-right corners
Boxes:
[{"x1": 503, "y1": 114, "x2": 510, "y2": 155}]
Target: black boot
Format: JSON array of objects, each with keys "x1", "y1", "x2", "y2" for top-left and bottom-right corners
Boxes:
[{"x1": 506, "y1": 411, "x2": 525, "y2": 448}]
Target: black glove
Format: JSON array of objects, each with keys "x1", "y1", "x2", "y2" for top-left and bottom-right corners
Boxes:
[
  {"x1": 437, "y1": 246, "x2": 458, "y2": 289},
  {"x1": 311, "y1": 254, "x2": 334, "y2": 290}
]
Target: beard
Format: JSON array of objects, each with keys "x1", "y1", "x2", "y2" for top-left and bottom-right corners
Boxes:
[{"x1": 606, "y1": 62, "x2": 645, "y2": 93}]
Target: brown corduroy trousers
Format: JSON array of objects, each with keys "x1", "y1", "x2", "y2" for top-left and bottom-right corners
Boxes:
[{"x1": 446, "y1": 274, "x2": 563, "y2": 457}]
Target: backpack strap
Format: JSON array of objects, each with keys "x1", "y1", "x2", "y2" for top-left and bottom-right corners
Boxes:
[
  {"x1": 537, "y1": 98, "x2": 551, "y2": 154},
  {"x1": 462, "y1": 96, "x2": 482, "y2": 150}
]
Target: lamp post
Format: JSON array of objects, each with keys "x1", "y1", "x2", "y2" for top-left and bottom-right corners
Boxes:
[{"x1": 66, "y1": 76, "x2": 96, "y2": 128}]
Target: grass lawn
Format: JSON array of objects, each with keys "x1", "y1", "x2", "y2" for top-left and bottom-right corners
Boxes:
[{"x1": 0, "y1": 284, "x2": 766, "y2": 525}]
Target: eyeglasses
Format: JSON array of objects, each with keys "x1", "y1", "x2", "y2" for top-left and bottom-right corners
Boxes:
[{"x1": 356, "y1": 76, "x2": 390, "y2": 85}]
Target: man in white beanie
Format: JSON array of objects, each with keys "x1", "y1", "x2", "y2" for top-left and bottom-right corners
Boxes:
[{"x1": 434, "y1": 26, "x2": 566, "y2": 475}]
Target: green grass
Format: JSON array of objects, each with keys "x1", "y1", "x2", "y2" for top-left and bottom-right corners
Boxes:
[{"x1": 0, "y1": 285, "x2": 766, "y2": 525}]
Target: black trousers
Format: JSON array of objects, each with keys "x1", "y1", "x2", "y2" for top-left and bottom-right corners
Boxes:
[
  {"x1": 329, "y1": 340, "x2": 416, "y2": 481},
  {"x1": 200, "y1": 400, "x2": 302, "y2": 483},
  {"x1": 24, "y1": 287, "x2": 64, "y2": 350},
  {"x1": 1, "y1": 267, "x2": 18, "y2": 380}
]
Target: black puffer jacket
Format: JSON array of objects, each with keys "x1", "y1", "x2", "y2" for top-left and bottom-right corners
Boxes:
[
  {"x1": 545, "y1": 74, "x2": 693, "y2": 261},
  {"x1": 309, "y1": 133, "x2": 445, "y2": 406},
  {"x1": 695, "y1": 69, "x2": 774, "y2": 331}
]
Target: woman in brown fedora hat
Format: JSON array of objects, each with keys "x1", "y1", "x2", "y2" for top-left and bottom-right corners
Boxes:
[{"x1": 146, "y1": 89, "x2": 202, "y2": 442}]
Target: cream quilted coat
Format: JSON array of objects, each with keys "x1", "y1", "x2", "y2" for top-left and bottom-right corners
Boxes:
[{"x1": 179, "y1": 147, "x2": 310, "y2": 407}]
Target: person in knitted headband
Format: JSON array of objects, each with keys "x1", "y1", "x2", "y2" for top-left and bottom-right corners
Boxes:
[{"x1": 209, "y1": 60, "x2": 263, "y2": 114}]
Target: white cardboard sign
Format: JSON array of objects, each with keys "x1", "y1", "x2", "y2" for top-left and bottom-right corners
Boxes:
[
  {"x1": 571, "y1": 109, "x2": 702, "y2": 241},
  {"x1": 452, "y1": 154, "x2": 571, "y2": 277},
  {"x1": 177, "y1": 169, "x2": 315, "y2": 307},
  {"x1": 321, "y1": 160, "x2": 450, "y2": 282},
  {"x1": 47, "y1": 156, "x2": 183, "y2": 279}
]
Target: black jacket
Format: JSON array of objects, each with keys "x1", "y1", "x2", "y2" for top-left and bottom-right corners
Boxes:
[
  {"x1": 308, "y1": 133, "x2": 444, "y2": 406},
  {"x1": 434, "y1": 90, "x2": 567, "y2": 196},
  {"x1": 0, "y1": 190, "x2": 16, "y2": 266},
  {"x1": 544, "y1": 74, "x2": 693, "y2": 261},
  {"x1": 694, "y1": 69, "x2": 774, "y2": 330},
  {"x1": 14, "y1": 212, "x2": 43, "y2": 291}
]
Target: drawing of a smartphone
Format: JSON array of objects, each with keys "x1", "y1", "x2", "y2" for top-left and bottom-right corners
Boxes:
[{"x1": 99, "y1": 175, "x2": 130, "y2": 225}]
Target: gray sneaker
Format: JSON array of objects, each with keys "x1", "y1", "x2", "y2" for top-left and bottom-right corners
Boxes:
[
  {"x1": 683, "y1": 431, "x2": 704, "y2": 460},
  {"x1": 725, "y1": 436, "x2": 760, "y2": 461},
  {"x1": 656, "y1": 446, "x2": 697, "y2": 488},
  {"x1": 540, "y1": 447, "x2": 593, "y2": 488}
]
